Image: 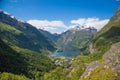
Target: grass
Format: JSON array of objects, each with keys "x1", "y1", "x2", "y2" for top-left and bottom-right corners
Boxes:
[
  {"x1": 0, "y1": 22, "x2": 22, "y2": 35},
  {"x1": 83, "y1": 67, "x2": 116, "y2": 80}
]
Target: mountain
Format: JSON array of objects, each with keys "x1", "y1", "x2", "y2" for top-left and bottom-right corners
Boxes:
[
  {"x1": 39, "y1": 29, "x2": 60, "y2": 42},
  {"x1": 40, "y1": 26, "x2": 97, "y2": 56},
  {"x1": 42, "y1": 7, "x2": 120, "y2": 80},
  {"x1": 57, "y1": 26, "x2": 97, "y2": 53},
  {"x1": 90, "y1": 7, "x2": 120, "y2": 54},
  {"x1": 80, "y1": 7, "x2": 120, "y2": 80},
  {"x1": 0, "y1": 10, "x2": 56, "y2": 53},
  {"x1": 1, "y1": 6, "x2": 120, "y2": 80},
  {"x1": 0, "y1": 10, "x2": 56, "y2": 79}
]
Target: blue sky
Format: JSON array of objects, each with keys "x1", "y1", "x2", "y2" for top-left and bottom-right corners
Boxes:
[{"x1": 0, "y1": 0, "x2": 120, "y2": 33}]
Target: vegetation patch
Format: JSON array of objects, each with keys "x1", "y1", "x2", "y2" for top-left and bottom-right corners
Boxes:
[{"x1": 83, "y1": 67, "x2": 116, "y2": 80}]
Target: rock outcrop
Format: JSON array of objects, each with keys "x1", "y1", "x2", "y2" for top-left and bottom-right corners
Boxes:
[
  {"x1": 80, "y1": 61, "x2": 103, "y2": 80},
  {"x1": 103, "y1": 42, "x2": 120, "y2": 72},
  {"x1": 80, "y1": 42, "x2": 120, "y2": 80}
]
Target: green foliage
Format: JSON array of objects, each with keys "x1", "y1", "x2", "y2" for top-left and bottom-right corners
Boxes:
[
  {"x1": 0, "y1": 14, "x2": 57, "y2": 80},
  {"x1": 0, "y1": 22, "x2": 22, "y2": 35},
  {"x1": 72, "y1": 56, "x2": 92, "y2": 65},
  {"x1": 93, "y1": 19, "x2": 120, "y2": 54},
  {"x1": 0, "y1": 39, "x2": 28, "y2": 76},
  {"x1": 0, "y1": 72, "x2": 29, "y2": 80},
  {"x1": 0, "y1": 38, "x2": 56, "y2": 79},
  {"x1": 95, "y1": 19, "x2": 120, "y2": 39},
  {"x1": 11, "y1": 46, "x2": 56, "y2": 77},
  {"x1": 68, "y1": 56, "x2": 90, "y2": 80},
  {"x1": 42, "y1": 54, "x2": 106, "y2": 80},
  {"x1": 43, "y1": 67, "x2": 67, "y2": 80},
  {"x1": 83, "y1": 67, "x2": 116, "y2": 80},
  {"x1": 94, "y1": 26, "x2": 120, "y2": 51}
]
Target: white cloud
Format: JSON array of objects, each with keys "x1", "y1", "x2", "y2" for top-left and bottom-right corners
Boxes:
[
  {"x1": 71, "y1": 18, "x2": 109, "y2": 30},
  {"x1": 27, "y1": 18, "x2": 109, "y2": 33},
  {"x1": 27, "y1": 20, "x2": 67, "y2": 33}
]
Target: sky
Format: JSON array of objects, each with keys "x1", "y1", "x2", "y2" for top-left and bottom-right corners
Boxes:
[{"x1": 0, "y1": 0, "x2": 120, "y2": 33}]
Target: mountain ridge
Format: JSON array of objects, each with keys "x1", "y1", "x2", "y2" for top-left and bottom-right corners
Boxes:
[
  {"x1": 0, "y1": 10, "x2": 57, "y2": 52},
  {"x1": 0, "y1": 10, "x2": 57, "y2": 79},
  {"x1": 57, "y1": 26, "x2": 97, "y2": 53}
]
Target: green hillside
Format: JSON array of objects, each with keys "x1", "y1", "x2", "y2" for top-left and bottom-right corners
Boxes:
[
  {"x1": 0, "y1": 11, "x2": 56, "y2": 79},
  {"x1": 0, "y1": 72, "x2": 29, "y2": 80},
  {"x1": 92, "y1": 7, "x2": 120, "y2": 54},
  {"x1": 0, "y1": 37, "x2": 56, "y2": 79},
  {"x1": 0, "y1": 11, "x2": 56, "y2": 53},
  {"x1": 0, "y1": 21, "x2": 56, "y2": 53}
]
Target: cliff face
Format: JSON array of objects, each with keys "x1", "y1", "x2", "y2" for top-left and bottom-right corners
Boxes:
[{"x1": 103, "y1": 42, "x2": 120, "y2": 72}]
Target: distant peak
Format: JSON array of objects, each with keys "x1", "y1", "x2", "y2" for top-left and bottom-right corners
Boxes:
[
  {"x1": 18, "y1": 19, "x2": 26, "y2": 23},
  {"x1": 0, "y1": 9, "x2": 16, "y2": 19},
  {"x1": 73, "y1": 26, "x2": 81, "y2": 29},
  {"x1": 0, "y1": 9, "x2": 10, "y2": 16},
  {"x1": 0, "y1": 10, "x2": 26, "y2": 24},
  {"x1": 69, "y1": 26, "x2": 81, "y2": 31}
]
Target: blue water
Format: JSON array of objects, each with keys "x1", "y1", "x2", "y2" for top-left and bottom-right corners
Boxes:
[{"x1": 50, "y1": 50, "x2": 80, "y2": 57}]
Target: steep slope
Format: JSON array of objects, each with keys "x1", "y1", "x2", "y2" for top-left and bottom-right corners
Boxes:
[
  {"x1": 90, "y1": 7, "x2": 120, "y2": 54},
  {"x1": 0, "y1": 72, "x2": 29, "y2": 80},
  {"x1": 57, "y1": 26, "x2": 97, "y2": 53},
  {"x1": 0, "y1": 38, "x2": 28, "y2": 75},
  {"x1": 0, "y1": 10, "x2": 56, "y2": 79},
  {"x1": 80, "y1": 7, "x2": 120, "y2": 80},
  {"x1": 81, "y1": 42, "x2": 120, "y2": 80},
  {"x1": 0, "y1": 10, "x2": 56, "y2": 53},
  {"x1": 0, "y1": 38, "x2": 55, "y2": 79},
  {"x1": 39, "y1": 29, "x2": 60, "y2": 42}
]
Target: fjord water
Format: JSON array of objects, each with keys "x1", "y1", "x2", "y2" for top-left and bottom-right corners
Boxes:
[{"x1": 50, "y1": 50, "x2": 80, "y2": 57}]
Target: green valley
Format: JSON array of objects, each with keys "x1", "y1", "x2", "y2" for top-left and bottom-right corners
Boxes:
[{"x1": 0, "y1": 2, "x2": 120, "y2": 80}]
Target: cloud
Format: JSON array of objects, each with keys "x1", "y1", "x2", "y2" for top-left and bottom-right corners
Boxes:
[
  {"x1": 27, "y1": 20, "x2": 67, "y2": 33},
  {"x1": 27, "y1": 18, "x2": 109, "y2": 33},
  {"x1": 71, "y1": 18, "x2": 109, "y2": 30}
]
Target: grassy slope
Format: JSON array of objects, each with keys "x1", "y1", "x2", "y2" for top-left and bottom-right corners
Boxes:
[
  {"x1": 0, "y1": 21, "x2": 56, "y2": 53},
  {"x1": 0, "y1": 72, "x2": 29, "y2": 80},
  {"x1": 83, "y1": 67, "x2": 116, "y2": 80},
  {"x1": 0, "y1": 38, "x2": 56, "y2": 79},
  {"x1": 92, "y1": 8, "x2": 120, "y2": 54},
  {"x1": 0, "y1": 21, "x2": 56, "y2": 79}
]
